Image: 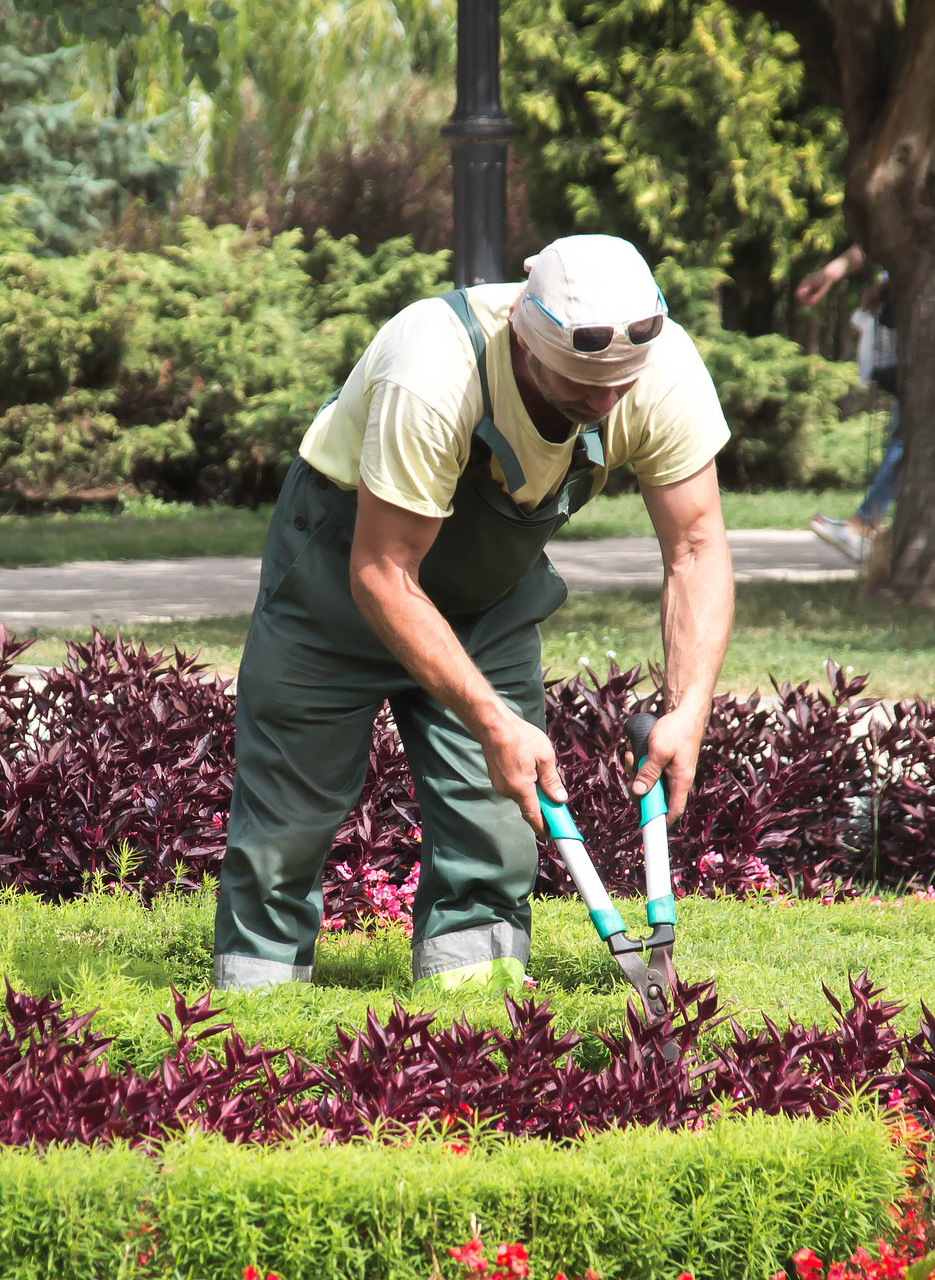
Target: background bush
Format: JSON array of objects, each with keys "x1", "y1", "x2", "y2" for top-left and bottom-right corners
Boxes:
[
  {"x1": 0, "y1": 228, "x2": 860, "y2": 509},
  {"x1": 0, "y1": 223, "x2": 449, "y2": 507}
]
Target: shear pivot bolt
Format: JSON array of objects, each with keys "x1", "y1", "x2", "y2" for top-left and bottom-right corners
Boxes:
[{"x1": 647, "y1": 984, "x2": 663, "y2": 1000}]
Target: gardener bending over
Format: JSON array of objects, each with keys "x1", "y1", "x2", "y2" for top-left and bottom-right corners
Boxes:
[{"x1": 214, "y1": 234, "x2": 734, "y2": 993}]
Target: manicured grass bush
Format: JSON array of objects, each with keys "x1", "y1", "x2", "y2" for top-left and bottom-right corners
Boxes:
[
  {"x1": 2, "y1": 893, "x2": 935, "y2": 1153},
  {"x1": 0, "y1": 1114, "x2": 906, "y2": 1280}
]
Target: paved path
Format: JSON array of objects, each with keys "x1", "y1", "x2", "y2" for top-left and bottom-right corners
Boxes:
[{"x1": 0, "y1": 530, "x2": 856, "y2": 631}]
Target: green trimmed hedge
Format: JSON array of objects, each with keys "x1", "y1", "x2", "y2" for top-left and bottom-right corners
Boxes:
[{"x1": 0, "y1": 1113, "x2": 904, "y2": 1280}]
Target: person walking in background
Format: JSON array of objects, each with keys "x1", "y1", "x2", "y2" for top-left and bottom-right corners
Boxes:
[{"x1": 796, "y1": 245, "x2": 901, "y2": 563}]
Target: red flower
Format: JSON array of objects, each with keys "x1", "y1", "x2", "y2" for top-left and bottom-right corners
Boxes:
[
  {"x1": 444, "y1": 1142, "x2": 470, "y2": 1157},
  {"x1": 243, "y1": 1269, "x2": 260, "y2": 1280},
  {"x1": 674, "y1": 1273, "x2": 694, "y2": 1280},
  {"x1": 792, "y1": 1249, "x2": 824, "y2": 1280},
  {"x1": 449, "y1": 1239, "x2": 488, "y2": 1275},
  {"x1": 495, "y1": 1243, "x2": 529, "y2": 1278}
]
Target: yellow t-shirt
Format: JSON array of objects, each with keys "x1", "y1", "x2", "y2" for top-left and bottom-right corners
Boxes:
[{"x1": 298, "y1": 282, "x2": 729, "y2": 519}]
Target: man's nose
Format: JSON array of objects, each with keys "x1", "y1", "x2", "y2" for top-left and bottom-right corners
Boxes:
[{"x1": 585, "y1": 384, "x2": 628, "y2": 415}]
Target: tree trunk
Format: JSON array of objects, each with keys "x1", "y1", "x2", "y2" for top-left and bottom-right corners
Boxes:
[
  {"x1": 888, "y1": 250, "x2": 935, "y2": 604},
  {"x1": 729, "y1": 0, "x2": 935, "y2": 602},
  {"x1": 843, "y1": 0, "x2": 935, "y2": 602}
]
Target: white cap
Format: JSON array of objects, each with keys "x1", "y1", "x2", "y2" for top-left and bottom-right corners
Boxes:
[{"x1": 512, "y1": 234, "x2": 665, "y2": 385}]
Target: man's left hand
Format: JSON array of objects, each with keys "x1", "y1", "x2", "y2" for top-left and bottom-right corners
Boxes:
[{"x1": 627, "y1": 704, "x2": 705, "y2": 825}]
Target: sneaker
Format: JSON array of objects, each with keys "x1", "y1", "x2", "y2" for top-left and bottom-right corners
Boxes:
[{"x1": 809, "y1": 514, "x2": 871, "y2": 563}]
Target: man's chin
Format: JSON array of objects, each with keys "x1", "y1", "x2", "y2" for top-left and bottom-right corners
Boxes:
[{"x1": 561, "y1": 406, "x2": 596, "y2": 424}]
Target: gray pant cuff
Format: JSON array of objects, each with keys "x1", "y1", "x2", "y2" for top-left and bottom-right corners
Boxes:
[
  {"x1": 214, "y1": 952, "x2": 313, "y2": 990},
  {"x1": 412, "y1": 922, "x2": 530, "y2": 983}
]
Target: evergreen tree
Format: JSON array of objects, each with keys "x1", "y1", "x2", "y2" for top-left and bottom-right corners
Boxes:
[{"x1": 0, "y1": 4, "x2": 177, "y2": 254}]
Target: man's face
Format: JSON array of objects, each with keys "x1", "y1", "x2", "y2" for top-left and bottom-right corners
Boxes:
[{"x1": 525, "y1": 352, "x2": 636, "y2": 425}]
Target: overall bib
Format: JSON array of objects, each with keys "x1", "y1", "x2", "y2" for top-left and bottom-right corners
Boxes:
[{"x1": 214, "y1": 291, "x2": 607, "y2": 992}]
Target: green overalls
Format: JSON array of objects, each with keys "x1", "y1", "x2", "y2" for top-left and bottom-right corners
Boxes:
[{"x1": 214, "y1": 290, "x2": 607, "y2": 993}]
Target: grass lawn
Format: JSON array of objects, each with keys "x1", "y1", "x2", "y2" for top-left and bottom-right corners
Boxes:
[
  {"x1": 14, "y1": 579, "x2": 935, "y2": 699},
  {"x1": 0, "y1": 489, "x2": 862, "y2": 567}
]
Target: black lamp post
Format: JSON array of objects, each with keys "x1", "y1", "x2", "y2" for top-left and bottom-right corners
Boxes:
[{"x1": 442, "y1": 0, "x2": 516, "y2": 287}]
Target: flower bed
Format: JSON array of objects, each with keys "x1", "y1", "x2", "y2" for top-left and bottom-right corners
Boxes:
[{"x1": 2, "y1": 629, "x2": 935, "y2": 917}]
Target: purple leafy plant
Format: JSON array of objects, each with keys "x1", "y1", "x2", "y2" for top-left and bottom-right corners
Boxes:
[{"x1": 1, "y1": 629, "x2": 933, "y2": 909}]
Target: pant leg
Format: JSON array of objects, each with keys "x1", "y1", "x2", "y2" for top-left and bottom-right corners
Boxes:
[
  {"x1": 857, "y1": 402, "x2": 902, "y2": 526},
  {"x1": 391, "y1": 559, "x2": 565, "y2": 996},
  {"x1": 214, "y1": 460, "x2": 398, "y2": 989}
]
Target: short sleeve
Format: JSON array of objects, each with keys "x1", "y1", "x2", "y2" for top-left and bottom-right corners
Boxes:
[
  {"x1": 359, "y1": 381, "x2": 469, "y2": 519},
  {"x1": 613, "y1": 324, "x2": 731, "y2": 486}
]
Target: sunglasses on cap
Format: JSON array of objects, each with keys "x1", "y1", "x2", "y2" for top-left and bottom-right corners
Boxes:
[{"x1": 526, "y1": 286, "x2": 668, "y2": 353}]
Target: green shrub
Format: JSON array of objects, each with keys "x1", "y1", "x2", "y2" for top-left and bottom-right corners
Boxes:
[
  {"x1": 0, "y1": 222, "x2": 449, "y2": 508},
  {"x1": 0, "y1": 1114, "x2": 904, "y2": 1280},
  {"x1": 0, "y1": 225, "x2": 863, "y2": 505}
]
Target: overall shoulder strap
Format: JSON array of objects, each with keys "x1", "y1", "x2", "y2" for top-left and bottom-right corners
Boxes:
[
  {"x1": 441, "y1": 289, "x2": 494, "y2": 423},
  {"x1": 442, "y1": 289, "x2": 526, "y2": 495}
]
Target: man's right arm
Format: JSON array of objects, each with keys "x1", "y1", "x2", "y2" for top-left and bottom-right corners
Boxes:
[{"x1": 349, "y1": 480, "x2": 566, "y2": 833}]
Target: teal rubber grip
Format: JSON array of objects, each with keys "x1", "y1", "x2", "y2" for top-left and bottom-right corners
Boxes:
[
  {"x1": 536, "y1": 786, "x2": 582, "y2": 841},
  {"x1": 639, "y1": 774, "x2": 668, "y2": 827},
  {"x1": 647, "y1": 893, "x2": 676, "y2": 926},
  {"x1": 589, "y1": 907, "x2": 627, "y2": 940}
]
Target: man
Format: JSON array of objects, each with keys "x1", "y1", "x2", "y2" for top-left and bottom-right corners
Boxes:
[{"x1": 214, "y1": 234, "x2": 734, "y2": 994}]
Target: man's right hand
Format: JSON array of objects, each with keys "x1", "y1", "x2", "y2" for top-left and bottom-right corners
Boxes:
[{"x1": 479, "y1": 710, "x2": 567, "y2": 836}]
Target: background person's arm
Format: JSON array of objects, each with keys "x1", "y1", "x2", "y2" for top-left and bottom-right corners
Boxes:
[
  {"x1": 349, "y1": 480, "x2": 566, "y2": 833},
  {"x1": 634, "y1": 460, "x2": 734, "y2": 822},
  {"x1": 795, "y1": 243, "x2": 866, "y2": 306}
]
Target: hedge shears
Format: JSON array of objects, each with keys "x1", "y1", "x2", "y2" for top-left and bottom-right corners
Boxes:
[{"x1": 538, "y1": 712, "x2": 676, "y2": 1040}]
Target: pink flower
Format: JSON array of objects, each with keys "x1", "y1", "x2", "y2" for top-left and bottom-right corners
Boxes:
[{"x1": 449, "y1": 1238, "x2": 488, "y2": 1274}]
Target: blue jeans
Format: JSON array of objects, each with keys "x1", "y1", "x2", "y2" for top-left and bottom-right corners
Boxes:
[{"x1": 856, "y1": 402, "x2": 902, "y2": 526}]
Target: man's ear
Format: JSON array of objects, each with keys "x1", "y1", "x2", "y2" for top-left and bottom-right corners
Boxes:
[{"x1": 509, "y1": 307, "x2": 531, "y2": 354}]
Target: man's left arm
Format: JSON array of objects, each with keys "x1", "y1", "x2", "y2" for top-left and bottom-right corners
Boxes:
[{"x1": 634, "y1": 459, "x2": 734, "y2": 822}]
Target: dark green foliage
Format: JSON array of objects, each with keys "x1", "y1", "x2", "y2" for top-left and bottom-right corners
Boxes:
[
  {"x1": 0, "y1": 224, "x2": 854, "y2": 504},
  {"x1": 0, "y1": 223, "x2": 450, "y2": 507},
  {"x1": 502, "y1": 0, "x2": 847, "y2": 338}
]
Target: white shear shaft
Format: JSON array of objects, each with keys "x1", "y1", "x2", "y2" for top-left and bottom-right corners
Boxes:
[
  {"x1": 642, "y1": 814, "x2": 672, "y2": 901},
  {"x1": 554, "y1": 837, "x2": 615, "y2": 915}
]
